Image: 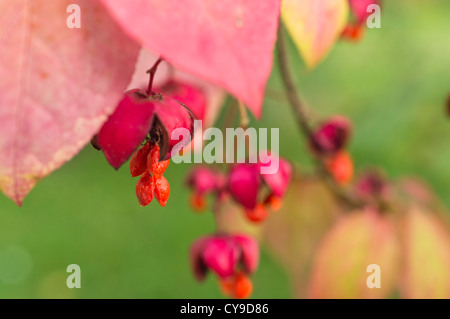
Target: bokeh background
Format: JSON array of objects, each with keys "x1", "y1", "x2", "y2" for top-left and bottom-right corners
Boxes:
[{"x1": 0, "y1": 0, "x2": 449, "y2": 298}]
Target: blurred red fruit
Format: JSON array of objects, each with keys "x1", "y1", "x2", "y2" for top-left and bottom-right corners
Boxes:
[
  {"x1": 233, "y1": 272, "x2": 253, "y2": 299},
  {"x1": 229, "y1": 164, "x2": 261, "y2": 210},
  {"x1": 326, "y1": 151, "x2": 354, "y2": 185},
  {"x1": 348, "y1": 0, "x2": 380, "y2": 25},
  {"x1": 190, "y1": 192, "x2": 207, "y2": 212},
  {"x1": 219, "y1": 272, "x2": 253, "y2": 299},
  {"x1": 342, "y1": 24, "x2": 365, "y2": 41},
  {"x1": 190, "y1": 234, "x2": 259, "y2": 282},
  {"x1": 310, "y1": 116, "x2": 352, "y2": 156},
  {"x1": 264, "y1": 194, "x2": 283, "y2": 212},
  {"x1": 245, "y1": 203, "x2": 269, "y2": 223}
]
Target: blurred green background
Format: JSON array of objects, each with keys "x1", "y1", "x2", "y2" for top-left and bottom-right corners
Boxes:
[{"x1": 0, "y1": 0, "x2": 449, "y2": 298}]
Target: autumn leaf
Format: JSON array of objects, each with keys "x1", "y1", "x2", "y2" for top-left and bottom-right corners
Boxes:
[
  {"x1": 400, "y1": 207, "x2": 450, "y2": 299},
  {"x1": 308, "y1": 209, "x2": 400, "y2": 299},
  {"x1": 215, "y1": 198, "x2": 263, "y2": 241},
  {"x1": 99, "y1": 0, "x2": 281, "y2": 118},
  {"x1": 263, "y1": 177, "x2": 340, "y2": 298},
  {"x1": 282, "y1": 0, "x2": 349, "y2": 68},
  {"x1": 0, "y1": 0, "x2": 140, "y2": 205}
]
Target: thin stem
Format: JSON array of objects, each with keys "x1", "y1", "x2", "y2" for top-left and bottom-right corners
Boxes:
[
  {"x1": 276, "y1": 28, "x2": 312, "y2": 138},
  {"x1": 276, "y1": 23, "x2": 363, "y2": 209},
  {"x1": 222, "y1": 98, "x2": 238, "y2": 130},
  {"x1": 237, "y1": 100, "x2": 250, "y2": 129},
  {"x1": 146, "y1": 58, "x2": 163, "y2": 95}
]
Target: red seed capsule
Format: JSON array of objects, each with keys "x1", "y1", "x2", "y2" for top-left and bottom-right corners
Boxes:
[
  {"x1": 341, "y1": 24, "x2": 365, "y2": 41},
  {"x1": 147, "y1": 143, "x2": 160, "y2": 168},
  {"x1": 233, "y1": 272, "x2": 253, "y2": 299},
  {"x1": 147, "y1": 143, "x2": 170, "y2": 178},
  {"x1": 218, "y1": 276, "x2": 234, "y2": 297},
  {"x1": 326, "y1": 151, "x2": 354, "y2": 185},
  {"x1": 245, "y1": 203, "x2": 269, "y2": 223},
  {"x1": 218, "y1": 272, "x2": 253, "y2": 299},
  {"x1": 190, "y1": 192, "x2": 207, "y2": 212},
  {"x1": 154, "y1": 176, "x2": 170, "y2": 207},
  {"x1": 264, "y1": 194, "x2": 283, "y2": 212},
  {"x1": 135, "y1": 171, "x2": 154, "y2": 207},
  {"x1": 129, "y1": 142, "x2": 151, "y2": 177}
]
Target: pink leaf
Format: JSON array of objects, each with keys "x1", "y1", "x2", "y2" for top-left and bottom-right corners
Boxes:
[
  {"x1": 100, "y1": 0, "x2": 281, "y2": 118},
  {"x1": 0, "y1": 0, "x2": 140, "y2": 205}
]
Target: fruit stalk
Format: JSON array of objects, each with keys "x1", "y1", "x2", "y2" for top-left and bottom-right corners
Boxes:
[{"x1": 146, "y1": 58, "x2": 163, "y2": 95}]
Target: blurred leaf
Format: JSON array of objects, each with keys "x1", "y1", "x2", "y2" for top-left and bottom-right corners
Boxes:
[
  {"x1": 281, "y1": 0, "x2": 349, "y2": 68},
  {"x1": 216, "y1": 198, "x2": 263, "y2": 240},
  {"x1": 263, "y1": 177, "x2": 340, "y2": 298},
  {"x1": 100, "y1": 0, "x2": 281, "y2": 118},
  {"x1": 400, "y1": 207, "x2": 450, "y2": 298},
  {"x1": 0, "y1": 0, "x2": 139, "y2": 205},
  {"x1": 308, "y1": 209, "x2": 400, "y2": 298},
  {"x1": 397, "y1": 177, "x2": 439, "y2": 208}
]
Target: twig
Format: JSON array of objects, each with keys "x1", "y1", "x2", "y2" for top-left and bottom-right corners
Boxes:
[{"x1": 276, "y1": 23, "x2": 363, "y2": 209}]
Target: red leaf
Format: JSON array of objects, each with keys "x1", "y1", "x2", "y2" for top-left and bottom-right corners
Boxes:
[
  {"x1": 100, "y1": 0, "x2": 281, "y2": 118},
  {"x1": 0, "y1": 0, "x2": 140, "y2": 205}
]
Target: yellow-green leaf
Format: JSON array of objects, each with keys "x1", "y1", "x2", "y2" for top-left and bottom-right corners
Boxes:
[
  {"x1": 308, "y1": 209, "x2": 400, "y2": 298},
  {"x1": 282, "y1": 0, "x2": 349, "y2": 68},
  {"x1": 263, "y1": 177, "x2": 340, "y2": 298},
  {"x1": 400, "y1": 207, "x2": 450, "y2": 298}
]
